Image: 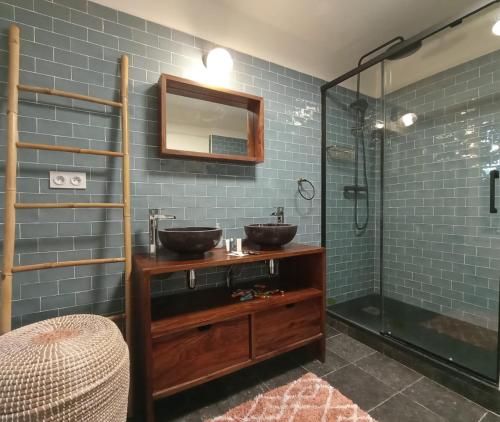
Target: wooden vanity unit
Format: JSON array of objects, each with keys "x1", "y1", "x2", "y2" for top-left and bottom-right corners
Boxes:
[{"x1": 132, "y1": 243, "x2": 325, "y2": 421}]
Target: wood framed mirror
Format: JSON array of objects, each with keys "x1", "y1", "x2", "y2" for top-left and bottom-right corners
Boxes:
[{"x1": 159, "y1": 74, "x2": 264, "y2": 163}]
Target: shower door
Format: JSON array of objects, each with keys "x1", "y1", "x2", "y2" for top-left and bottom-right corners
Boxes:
[{"x1": 381, "y1": 11, "x2": 500, "y2": 381}]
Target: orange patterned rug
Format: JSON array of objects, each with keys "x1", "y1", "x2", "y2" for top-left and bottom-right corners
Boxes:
[{"x1": 206, "y1": 372, "x2": 376, "y2": 421}]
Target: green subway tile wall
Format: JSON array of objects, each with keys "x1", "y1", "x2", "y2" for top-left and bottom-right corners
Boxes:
[{"x1": 0, "y1": 0, "x2": 322, "y2": 327}]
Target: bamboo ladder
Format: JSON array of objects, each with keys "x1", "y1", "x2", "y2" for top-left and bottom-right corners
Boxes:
[{"x1": 0, "y1": 24, "x2": 133, "y2": 348}]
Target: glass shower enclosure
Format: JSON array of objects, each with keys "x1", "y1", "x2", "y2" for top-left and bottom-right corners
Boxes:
[{"x1": 322, "y1": 1, "x2": 500, "y2": 382}]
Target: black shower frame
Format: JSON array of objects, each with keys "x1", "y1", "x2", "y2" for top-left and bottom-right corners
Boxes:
[{"x1": 320, "y1": 0, "x2": 500, "y2": 385}]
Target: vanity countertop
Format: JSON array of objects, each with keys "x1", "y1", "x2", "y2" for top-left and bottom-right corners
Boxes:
[{"x1": 133, "y1": 242, "x2": 324, "y2": 276}]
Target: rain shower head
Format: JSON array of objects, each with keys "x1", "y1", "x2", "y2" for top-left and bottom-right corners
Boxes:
[
  {"x1": 386, "y1": 40, "x2": 422, "y2": 60},
  {"x1": 349, "y1": 98, "x2": 369, "y2": 114}
]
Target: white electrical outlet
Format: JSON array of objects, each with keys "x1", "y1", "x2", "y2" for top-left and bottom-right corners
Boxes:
[{"x1": 49, "y1": 171, "x2": 87, "y2": 190}]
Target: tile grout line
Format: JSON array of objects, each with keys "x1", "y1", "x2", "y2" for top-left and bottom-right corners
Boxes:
[
  {"x1": 366, "y1": 375, "x2": 454, "y2": 421},
  {"x1": 367, "y1": 376, "x2": 423, "y2": 413},
  {"x1": 334, "y1": 330, "x2": 500, "y2": 418},
  {"x1": 323, "y1": 331, "x2": 454, "y2": 419},
  {"x1": 416, "y1": 376, "x2": 496, "y2": 415},
  {"x1": 352, "y1": 357, "x2": 420, "y2": 389},
  {"x1": 312, "y1": 351, "x2": 380, "y2": 385},
  {"x1": 311, "y1": 361, "x2": 352, "y2": 379},
  {"x1": 397, "y1": 378, "x2": 492, "y2": 422}
]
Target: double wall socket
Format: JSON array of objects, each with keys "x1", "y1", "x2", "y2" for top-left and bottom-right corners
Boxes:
[{"x1": 49, "y1": 171, "x2": 87, "y2": 189}]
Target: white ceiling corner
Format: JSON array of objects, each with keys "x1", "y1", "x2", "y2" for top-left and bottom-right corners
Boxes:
[{"x1": 94, "y1": 0, "x2": 489, "y2": 86}]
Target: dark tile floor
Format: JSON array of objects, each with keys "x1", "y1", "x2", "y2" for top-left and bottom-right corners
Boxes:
[{"x1": 155, "y1": 325, "x2": 500, "y2": 422}]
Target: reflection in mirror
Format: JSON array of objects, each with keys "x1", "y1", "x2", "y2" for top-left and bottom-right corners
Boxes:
[{"x1": 166, "y1": 93, "x2": 248, "y2": 157}]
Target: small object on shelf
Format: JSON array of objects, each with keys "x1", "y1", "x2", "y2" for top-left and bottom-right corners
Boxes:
[
  {"x1": 215, "y1": 223, "x2": 224, "y2": 248},
  {"x1": 255, "y1": 289, "x2": 285, "y2": 298},
  {"x1": 244, "y1": 250, "x2": 260, "y2": 255},
  {"x1": 326, "y1": 144, "x2": 354, "y2": 161},
  {"x1": 225, "y1": 238, "x2": 231, "y2": 252},
  {"x1": 228, "y1": 251, "x2": 248, "y2": 257},
  {"x1": 240, "y1": 293, "x2": 254, "y2": 302},
  {"x1": 231, "y1": 289, "x2": 255, "y2": 301},
  {"x1": 231, "y1": 285, "x2": 285, "y2": 301},
  {"x1": 231, "y1": 289, "x2": 251, "y2": 298},
  {"x1": 236, "y1": 238, "x2": 242, "y2": 253}
]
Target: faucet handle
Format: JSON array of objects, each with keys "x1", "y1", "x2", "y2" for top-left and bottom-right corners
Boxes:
[
  {"x1": 271, "y1": 206, "x2": 284, "y2": 215},
  {"x1": 271, "y1": 207, "x2": 284, "y2": 223},
  {"x1": 149, "y1": 208, "x2": 176, "y2": 220},
  {"x1": 157, "y1": 214, "x2": 176, "y2": 220}
]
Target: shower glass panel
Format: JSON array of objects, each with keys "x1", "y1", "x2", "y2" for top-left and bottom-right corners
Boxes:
[
  {"x1": 381, "y1": 6, "x2": 500, "y2": 380},
  {"x1": 325, "y1": 64, "x2": 384, "y2": 332},
  {"x1": 325, "y1": 2, "x2": 500, "y2": 382}
]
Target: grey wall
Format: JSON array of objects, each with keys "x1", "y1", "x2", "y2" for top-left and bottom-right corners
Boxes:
[
  {"x1": 382, "y1": 50, "x2": 500, "y2": 329},
  {"x1": 0, "y1": 0, "x2": 322, "y2": 328}
]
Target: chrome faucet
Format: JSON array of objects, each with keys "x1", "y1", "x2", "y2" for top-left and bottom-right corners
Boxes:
[
  {"x1": 149, "y1": 209, "x2": 176, "y2": 257},
  {"x1": 271, "y1": 207, "x2": 284, "y2": 224}
]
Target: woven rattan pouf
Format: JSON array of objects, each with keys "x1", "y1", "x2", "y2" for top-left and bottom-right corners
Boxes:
[{"x1": 0, "y1": 314, "x2": 129, "y2": 421}]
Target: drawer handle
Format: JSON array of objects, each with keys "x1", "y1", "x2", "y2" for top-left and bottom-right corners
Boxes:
[
  {"x1": 285, "y1": 303, "x2": 296, "y2": 308},
  {"x1": 197, "y1": 324, "x2": 213, "y2": 331}
]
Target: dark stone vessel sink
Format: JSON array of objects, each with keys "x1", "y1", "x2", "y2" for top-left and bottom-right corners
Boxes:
[
  {"x1": 244, "y1": 223, "x2": 297, "y2": 248},
  {"x1": 158, "y1": 227, "x2": 222, "y2": 254}
]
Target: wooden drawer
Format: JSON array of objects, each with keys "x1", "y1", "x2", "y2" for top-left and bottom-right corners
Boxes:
[
  {"x1": 152, "y1": 316, "x2": 250, "y2": 394},
  {"x1": 254, "y1": 298, "x2": 321, "y2": 357}
]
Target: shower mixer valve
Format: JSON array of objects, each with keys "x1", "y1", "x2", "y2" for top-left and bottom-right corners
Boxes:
[{"x1": 343, "y1": 185, "x2": 367, "y2": 199}]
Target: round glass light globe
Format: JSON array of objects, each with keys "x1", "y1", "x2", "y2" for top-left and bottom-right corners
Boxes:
[
  {"x1": 492, "y1": 20, "x2": 500, "y2": 36},
  {"x1": 400, "y1": 112, "x2": 418, "y2": 127},
  {"x1": 206, "y1": 48, "x2": 233, "y2": 74}
]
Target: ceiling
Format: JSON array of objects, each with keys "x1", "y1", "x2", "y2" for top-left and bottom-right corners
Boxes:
[
  {"x1": 94, "y1": 0, "x2": 479, "y2": 82},
  {"x1": 343, "y1": 3, "x2": 500, "y2": 97},
  {"x1": 383, "y1": 5, "x2": 500, "y2": 95}
]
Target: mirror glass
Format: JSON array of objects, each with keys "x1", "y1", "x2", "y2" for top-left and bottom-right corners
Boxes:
[{"x1": 166, "y1": 93, "x2": 249, "y2": 156}]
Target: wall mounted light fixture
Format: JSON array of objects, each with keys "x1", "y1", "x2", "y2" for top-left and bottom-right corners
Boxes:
[
  {"x1": 400, "y1": 112, "x2": 418, "y2": 127},
  {"x1": 389, "y1": 107, "x2": 418, "y2": 130},
  {"x1": 492, "y1": 20, "x2": 500, "y2": 36},
  {"x1": 203, "y1": 47, "x2": 233, "y2": 75}
]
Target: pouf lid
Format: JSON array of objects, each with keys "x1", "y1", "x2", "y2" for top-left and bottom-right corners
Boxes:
[{"x1": 0, "y1": 314, "x2": 128, "y2": 416}]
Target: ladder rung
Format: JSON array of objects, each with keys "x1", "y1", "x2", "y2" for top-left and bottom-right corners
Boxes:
[
  {"x1": 18, "y1": 84, "x2": 123, "y2": 108},
  {"x1": 15, "y1": 202, "x2": 125, "y2": 209},
  {"x1": 17, "y1": 142, "x2": 125, "y2": 157},
  {"x1": 12, "y1": 257, "x2": 126, "y2": 273}
]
